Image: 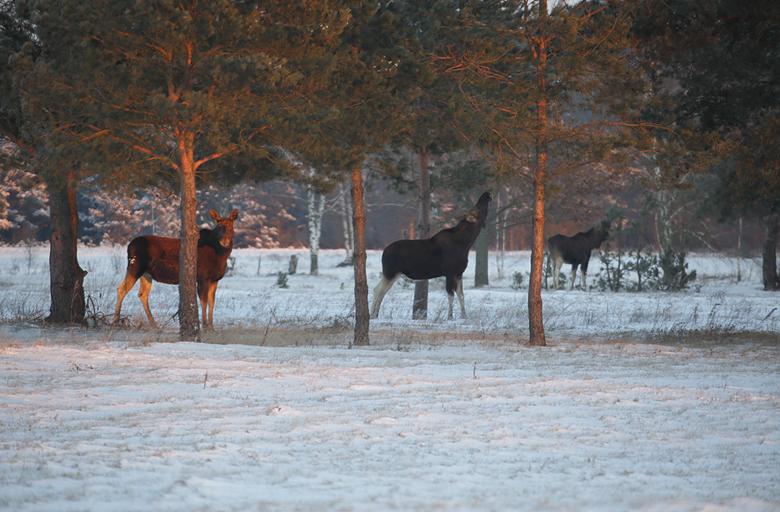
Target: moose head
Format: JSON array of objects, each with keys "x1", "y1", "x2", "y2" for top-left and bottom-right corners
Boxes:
[{"x1": 209, "y1": 208, "x2": 239, "y2": 249}]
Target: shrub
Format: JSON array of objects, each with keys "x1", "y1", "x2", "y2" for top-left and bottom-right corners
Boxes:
[
  {"x1": 658, "y1": 250, "x2": 697, "y2": 291},
  {"x1": 596, "y1": 248, "x2": 626, "y2": 292},
  {"x1": 511, "y1": 271, "x2": 525, "y2": 290},
  {"x1": 625, "y1": 249, "x2": 660, "y2": 292}
]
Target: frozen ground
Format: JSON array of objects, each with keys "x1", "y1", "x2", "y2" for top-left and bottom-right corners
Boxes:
[{"x1": 0, "y1": 246, "x2": 778, "y2": 510}]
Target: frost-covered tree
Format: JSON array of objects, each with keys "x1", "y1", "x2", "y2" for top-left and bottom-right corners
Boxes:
[{"x1": 0, "y1": 167, "x2": 48, "y2": 242}]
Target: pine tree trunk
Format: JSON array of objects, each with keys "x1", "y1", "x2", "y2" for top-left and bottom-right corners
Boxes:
[
  {"x1": 763, "y1": 213, "x2": 779, "y2": 291},
  {"x1": 178, "y1": 141, "x2": 199, "y2": 340},
  {"x1": 655, "y1": 185, "x2": 675, "y2": 255},
  {"x1": 46, "y1": 169, "x2": 86, "y2": 324},
  {"x1": 475, "y1": 204, "x2": 494, "y2": 288},
  {"x1": 651, "y1": 138, "x2": 677, "y2": 257},
  {"x1": 413, "y1": 147, "x2": 431, "y2": 320},
  {"x1": 496, "y1": 190, "x2": 506, "y2": 280},
  {"x1": 528, "y1": 0, "x2": 548, "y2": 347},
  {"x1": 474, "y1": 228, "x2": 489, "y2": 287},
  {"x1": 351, "y1": 164, "x2": 369, "y2": 346}
]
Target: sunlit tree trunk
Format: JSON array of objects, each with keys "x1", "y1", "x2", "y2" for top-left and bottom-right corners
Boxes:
[
  {"x1": 46, "y1": 169, "x2": 86, "y2": 324},
  {"x1": 413, "y1": 147, "x2": 431, "y2": 319},
  {"x1": 351, "y1": 164, "x2": 369, "y2": 346},
  {"x1": 528, "y1": 0, "x2": 548, "y2": 346},
  {"x1": 178, "y1": 134, "x2": 199, "y2": 340}
]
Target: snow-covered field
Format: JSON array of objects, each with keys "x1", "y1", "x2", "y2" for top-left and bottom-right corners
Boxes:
[
  {"x1": 1, "y1": 338, "x2": 779, "y2": 511},
  {"x1": 0, "y1": 246, "x2": 778, "y2": 511},
  {"x1": 0, "y1": 246, "x2": 777, "y2": 338}
]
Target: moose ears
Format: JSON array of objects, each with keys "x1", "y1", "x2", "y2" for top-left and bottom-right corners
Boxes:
[{"x1": 209, "y1": 209, "x2": 239, "y2": 221}]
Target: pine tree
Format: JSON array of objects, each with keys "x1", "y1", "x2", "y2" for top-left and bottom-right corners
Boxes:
[
  {"x1": 385, "y1": 1, "x2": 472, "y2": 319},
  {"x1": 1, "y1": 0, "x2": 88, "y2": 323},
  {"x1": 635, "y1": 0, "x2": 780, "y2": 290},
  {"x1": 443, "y1": 1, "x2": 646, "y2": 345},
  {"x1": 299, "y1": 1, "x2": 407, "y2": 346},
  {"x1": 20, "y1": 0, "x2": 350, "y2": 338}
]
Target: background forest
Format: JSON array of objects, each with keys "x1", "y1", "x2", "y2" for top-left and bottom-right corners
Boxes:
[{"x1": 0, "y1": 0, "x2": 778, "y2": 345}]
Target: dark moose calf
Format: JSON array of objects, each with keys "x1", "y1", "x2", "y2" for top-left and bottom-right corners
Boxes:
[
  {"x1": 113, "y1": 209, "x2": 239, "y2": 328},
  {"x1": 547, "y1": 220, "x2": 609, "y2": 290},
  {"x1": 371, "y1": 192, "x2": 491, "y2": 320}
]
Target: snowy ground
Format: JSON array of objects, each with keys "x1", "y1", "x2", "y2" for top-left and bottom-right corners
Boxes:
[
  {"x1": 0, "y1": 246, "x2": 777, "y2": 338},
  {"x1": 0, "y1": 246, "x2": 778, "y2": 510},
  {"x1": 1, "y1": 339, "x2": 778, "y2": 511}
]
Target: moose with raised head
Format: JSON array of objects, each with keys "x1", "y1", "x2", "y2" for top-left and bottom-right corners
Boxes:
[
  {"x1": 113, "y1": 208, "x2": 239, "y2": 329},
  {"x1": 547, "y1": 220, "x2": 610, "y2": 290},
  {"x1": 370, "y1": 192, "x2": 491, "y2": 320}
]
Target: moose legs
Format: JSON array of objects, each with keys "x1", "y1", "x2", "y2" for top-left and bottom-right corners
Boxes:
[
  {"x1": 198, "y1": 281, "x2": 219, "y2": 330},
  {"x1": 138, "y1": 274, "x2": 157, "y2": 328},
  {"x1": 456, "y1": 276, "x2": 466, "y2": 319},
  {"x1": 578, "y1": 255, "x2": 593, "y2": 290},
  {"x1": 114, "y1": 272, "x2": 139, "y2": 323},
  {"x1": 550, "y1": 253, "x2": 563, "y2": 290},
  {"x1": 370, "y1": 274, "x2": 398, "y2": 319},
  {"x1": 446, "y1": 275, "x2": 466, "y2": 320},
  {"x1": 114, "y1": 272, "x2": 157, "y2": 327},
  {"x1": 372, "y1": 273, "x2": 466, "y2": 320},
  {"x1": 550, "y1": 255, "x2": 588, "y2": 291},
  {"x1": 568, "y1": 264, "x2": 590, "y2": 290},
  {"x1": 115, "y1": 274, "x2": 223, "y2": 329}
]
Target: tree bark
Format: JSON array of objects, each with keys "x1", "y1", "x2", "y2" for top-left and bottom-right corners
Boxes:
[
  {"x1": 475, "y1": 200, "x2": 495, "y2": 288},
  {"x1": 655, "y1": 184, "x2": 675, "y2": 254},
  {"x1": 496, "y1": 189, "x2": 506, "y2": 280},
  {"x1": 307, "y1": 185, "x2": 325, "y2": 275},
  {"x1": 46, "y1": 169, "x2": 86, "y2": 324},
  {"x1": 413, "y1": 147, "x2": 431, "y2": 319},
  {"x1": 351, "y1": 164, "x2": 370, "y2": 346},
  {"x1": 474, "y1": 227, "x2": 489, "y2": 287},
  {"x1": 763, "y1": 213, "x2": 779, "y2": 291},
  {"x1": 339, "y1": 181, "x2": 354, "y2": 264},
  {"x1": 528, "y1": 0, "x2": 548, "y2": 346},
  {"x1": 178, "y1": 138, "x2": 200, "y2": 340}
]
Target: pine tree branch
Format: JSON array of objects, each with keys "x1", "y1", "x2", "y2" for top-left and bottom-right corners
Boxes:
[
  {"x1": 82, "y1": 126, "x2": 179, "y2": 172},
  {"x1": 193, "y1": 149, "x2": 233, "y2": 171}
]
